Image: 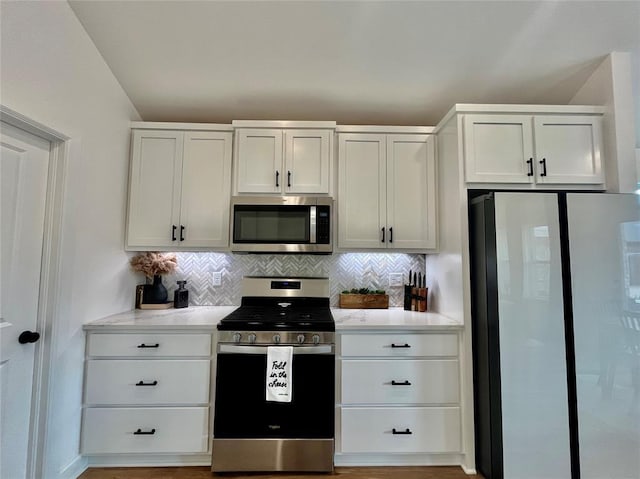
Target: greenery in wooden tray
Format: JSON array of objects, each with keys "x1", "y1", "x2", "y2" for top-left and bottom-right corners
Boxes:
[{"x1": 341, "y1": 288, "x2": 386, "y2": 295}]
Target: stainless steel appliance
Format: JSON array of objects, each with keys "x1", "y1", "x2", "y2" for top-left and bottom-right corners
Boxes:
[
  {"x1": 212, "y1": 276, "x2": 335, "y2": 472},
  {"x1": 230, "y1": 196, "x2": 333, "y2": 253},
  {"x1": 469, "y1": 191, "x2": 640, "y2": 479}
]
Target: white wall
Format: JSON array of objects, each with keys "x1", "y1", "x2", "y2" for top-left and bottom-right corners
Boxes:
[
  {"x1": 0, "y1": 2, "x2": 140, "y2": 478},
  {"x1": 570, "y1": 52, "x2": 637, "y2": 193}
]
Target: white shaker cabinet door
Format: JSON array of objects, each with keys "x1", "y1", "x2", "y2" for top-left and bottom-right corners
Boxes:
[
  {"x1": 236, "y1": 129, "x2": 283, "y2": 193},
  {"x1": 127, "y1": 130, "x2": 183, "y2": 247},
  {"x1": 338, "y1": 134, "x2": 387, "y2": 249},
  {"x1": 386, "y1": 134, "x2": 436, "y2": 249},
  {"x1": 284, "y1": 129, "x2": 331, "y2": 194},
  {"x1": 179, "y1": 131, "x2": 232, "y2": 248},
  {"x1": 533, "y1": 116, "x2": 604, "y2": 185},
  {"x1": 463, "y1": 114, "x2": 535, "y2": 184}
]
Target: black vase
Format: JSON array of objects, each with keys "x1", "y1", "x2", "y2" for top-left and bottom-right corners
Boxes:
[{"x1": 143, "y1": 275, "x2": 168, "y2": 304}]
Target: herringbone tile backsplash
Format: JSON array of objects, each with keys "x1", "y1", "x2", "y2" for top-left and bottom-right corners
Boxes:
[{"x1": 161, "y1": 253, "x2": 425, "y2": 307}]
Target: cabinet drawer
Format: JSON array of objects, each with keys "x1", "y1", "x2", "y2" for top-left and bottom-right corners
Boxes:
[
  {"x1": 341, "y1": 407, "x2": 461, "y2": 453},
  {"x1": 87, "y1": 333, "x2": 211, "y2": 357},
  {"x1": 340, "y1": 333, "x2": 457, "y2": 357},
  {"x1": 81, "y1": 407, "x2": 209, "y2": 454},
  {"x1": 85, "y1": 360, "x2": 210, "y2": 405},
  {"x1": 341, "y1": 359, "x2": 459, "y2": 405}
]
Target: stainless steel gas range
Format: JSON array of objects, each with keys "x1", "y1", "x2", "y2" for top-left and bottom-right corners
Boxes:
[{"x1": 212, "y1": 276, "x2": 335, "y2": 473}]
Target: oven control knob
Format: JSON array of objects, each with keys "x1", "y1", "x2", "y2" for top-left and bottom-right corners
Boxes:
[
  {"x1": 232, "y1": 333, "x2": 242, "y2": 343},
  {"x1": 248, "y1": 333, "x2": 257, "y2": 344},
  {"x1": 273, "y1": 334, "x2": 281, "y2": 344},
  {"x1": 297, "y1": 334, "x2": 305, "y2": 344},
  {"x1": 312, "y1": 334, "x2": 321, "y2": 345}
]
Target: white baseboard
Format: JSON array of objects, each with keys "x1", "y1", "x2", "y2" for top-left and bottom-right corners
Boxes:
[
  {"x1": 461, "y1": 464, "x2": 477, "y2": 475},
  {"x1": 59, "y1": 455, "x2": 88, "y2": 479},
  {"x1": 334, "y1": 453, "x2": 463, "y2": 467},
  {"x1": 85, "y1": 453, "x2": 211, "y2": 468}
]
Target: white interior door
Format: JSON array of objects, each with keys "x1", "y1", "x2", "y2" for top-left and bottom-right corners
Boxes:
[{"x1": 0, "y1": 122, "x2": 50, "y2": 479}]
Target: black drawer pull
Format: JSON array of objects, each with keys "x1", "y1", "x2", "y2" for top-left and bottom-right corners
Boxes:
[
  {"x1": 137, "y1": 343, "x2": 159, "y2": 348},
  {"x1": 392, "y1": 428, "x2": 412, "y2": 435},
  {"x1": 391, "y1": 343, "x2": 411, "y2": 348},
  {"x1": 391, "y1": 380, "x2": 412, "y2": 386},
  {"x1": 133, "y1": 428, "x2": 156, "y2": 435},
  {"x1": 135, "y1": 380, "x2": 158, "y2": 386}
]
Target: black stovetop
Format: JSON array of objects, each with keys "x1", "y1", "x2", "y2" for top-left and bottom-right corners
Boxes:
[{"x1": 217, "y1": 296, "x2": 334, "y2": 332}]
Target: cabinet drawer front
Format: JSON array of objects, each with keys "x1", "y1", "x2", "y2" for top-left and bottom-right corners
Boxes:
[
  {"x1": 341, "y1": 333, "x2": 457, "y2": 357},
  {"x1": 341, "y1": 407, "x2": 461, "y2": 453},
  {"x1": 87, "y1": 333, "x2": 211, "y2": 357},
  {"x1": 342, "y1": 359, "x2": 459, "y2": 405},
  {"x1": 85, "y1": 360, "x2": 210, "y2": 405},
  {"x1": 81, "y1": 407, "x2": 209, "y2": 454}
]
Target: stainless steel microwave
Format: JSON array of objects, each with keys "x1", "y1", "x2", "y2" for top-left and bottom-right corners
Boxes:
[{"x1": 230, "y1": 196, "x2": 333, "y2": 253}]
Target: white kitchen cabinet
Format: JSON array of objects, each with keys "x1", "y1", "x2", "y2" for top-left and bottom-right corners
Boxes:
[
  {"x1": 463, "y1": 112, "x2": 604, "y2": 186},
  {"x1": 338, "y1": 132, "x2": 437, "y2": 250},
  {"x1": 126, "y1": 126, "x2": 233, "y2": 250},
  {"x1": 336, "y1": 331, "x2": 462, "y2": 463},
  {"x1": 81, "y1": 331, "x2": 213, "y2": 458},
  {"x1": 234, "y1": 124, "x2": 333, "y2": 195}
]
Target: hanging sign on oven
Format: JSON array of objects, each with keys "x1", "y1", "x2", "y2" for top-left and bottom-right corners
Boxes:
[{"x1": 266, "y1": 346, "x2": 293, "y2": 402}]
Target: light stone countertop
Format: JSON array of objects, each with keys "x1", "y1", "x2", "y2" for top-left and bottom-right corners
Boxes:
[
  {"x1": 82, "y1": 306, "x2": 237, "y2": 331},
  {"x1": 82, "y1": 306, "x2": 462, "y2": 331},
  {"x1": 332, "y1": 307, "x2": 463, "y2": 330}
]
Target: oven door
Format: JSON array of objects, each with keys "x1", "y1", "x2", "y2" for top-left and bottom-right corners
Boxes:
[{"x1": 213, "y1": 344, "x2": 335, "y2": 439}]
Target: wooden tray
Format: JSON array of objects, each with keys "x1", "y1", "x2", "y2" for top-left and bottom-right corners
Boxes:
[{"x1": 339, "y1": 294, "x2": 389, "y2": 309}]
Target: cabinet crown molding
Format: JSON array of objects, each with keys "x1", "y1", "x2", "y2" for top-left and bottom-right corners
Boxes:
[
  {"x1": 130, "y1": 121, "x2": 233, "y2": 131},
  {"x1": 232, "y1": 120, "x2": 336, "y2": 129}
]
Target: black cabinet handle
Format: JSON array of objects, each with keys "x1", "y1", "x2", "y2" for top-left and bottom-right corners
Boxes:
[
  {"x1": 381, "y1": 227, "x2": 385, "y2": 243},
  {"x1": 389, "y1": 227, "x2": 393, "y2": 243},
  {"x1": 137, "y1": 343, "x2": 159, "y2": 349},
  {"x1": 135, "y1": 380, "x2": 158, "y2": 386},
  {"x1": 539, "y1": 158, "x2": 547, "y2": 177},
  {"x1": 172, "y1": 225, "x2": 177, "y2": 241},
  {"x1": 391, "y1": 380, "x2": 412, "y2": 386},
  {"x1": 19, "y1": 330, "x2": 40, "y2": 344},
  {"x1": 391, "y1": 343, "x2": 411, "y2": 348},
  {"x1": 287, "y1": 170, "x2": 291, "y2": 187},
  {"x1": 526, "y1": 158, "x2": 533, "y2": 177},
  {"x1": 180, "y1": 225, "x2": 185, "y2": 241},
  {"x1": 275, "y1": 170, "x2": 280, "y2": 187},
  {"x1": 392, "y1": 428, "x2": 412, "y2": 435},
  {"x1": 133, "y1": 428, "x2": 156, "y2": 435}
]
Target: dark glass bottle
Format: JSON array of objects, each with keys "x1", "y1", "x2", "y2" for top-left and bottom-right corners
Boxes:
[{"x1": 174, "y1": 280, "x2": 189, "y2": 309}]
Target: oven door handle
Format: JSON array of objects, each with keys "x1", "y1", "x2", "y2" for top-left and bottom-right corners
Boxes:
[{"x1": 218, "y1": 344, "x2": 334, "y2": 355}]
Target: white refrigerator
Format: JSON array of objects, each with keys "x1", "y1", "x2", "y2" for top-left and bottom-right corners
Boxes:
[{"x1": 469, "y1": 192, "x2": 640, "y2": 479}]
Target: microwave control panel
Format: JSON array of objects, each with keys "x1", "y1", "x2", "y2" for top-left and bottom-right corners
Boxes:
[{"x1": 316, "y1": 206, "x2": 331, "y2": 244}]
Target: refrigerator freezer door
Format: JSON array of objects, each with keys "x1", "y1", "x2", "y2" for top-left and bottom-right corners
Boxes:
[
  {"x1": 494, "y1": 192, "x2": 572, "y2": 479},
  {"x1": 566, "y1": 193, "x2": 640, "y2": 479}
]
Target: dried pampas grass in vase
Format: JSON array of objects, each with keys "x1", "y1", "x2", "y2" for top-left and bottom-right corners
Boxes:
[{"x1": 130, "y1": 252, "x2": 178, "y2": 306}]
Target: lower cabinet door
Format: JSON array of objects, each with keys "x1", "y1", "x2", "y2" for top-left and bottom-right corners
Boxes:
[
  {"x1": 341, "y1": 407, "x2": 461, "y2": 453},
  {"x1": 81, "y1": 407, "x2": 209, "y2": 454}
]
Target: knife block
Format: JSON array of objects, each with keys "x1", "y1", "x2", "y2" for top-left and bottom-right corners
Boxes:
[{"x1": 418, "y1": 287, "x2": 428, "y2": 312}]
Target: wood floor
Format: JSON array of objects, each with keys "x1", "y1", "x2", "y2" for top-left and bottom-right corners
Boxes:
[{"x1": 79, "y1": 466, "x2": 483, "y2": 479}]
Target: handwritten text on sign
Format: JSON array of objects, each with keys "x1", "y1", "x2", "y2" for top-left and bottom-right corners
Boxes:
[{"x1": 268, "y1": 360, "x2": 288, "y2": 388}]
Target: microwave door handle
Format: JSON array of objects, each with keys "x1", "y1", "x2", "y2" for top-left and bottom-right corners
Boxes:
[{"x1": 310, "y1": 206, "x2": 317, "y2": 244}]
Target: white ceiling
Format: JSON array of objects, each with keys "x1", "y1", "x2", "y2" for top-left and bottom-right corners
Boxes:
[{"x1": 69, "y1": 0, "x2": 639, "y2": 132}]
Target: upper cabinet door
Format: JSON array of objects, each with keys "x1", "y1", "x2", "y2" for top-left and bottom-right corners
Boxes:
[
  {"x1": 179, "y1": 131, "x2": 233, "y2": 248},
  {"x1": 338, "y1": 134, "x2": 387, "y2": 249},
  {"x1": 533, "y1": 116, "x2": 604, "y2": 185},
  {"x1": 463, "y1": 114, "x2": 535, "y2": 184},
  {"x1": 236, "y1": 129, "x2": 283, "y2": 193},
  {"x1": 127, "y1": 130, "x2": 183, "y2": 248},
  {"x1": 284, "y1": 129, "x2": 331, "y2": 194},
  {"x1": 386, "y1": 135, "x2": 437, "y2": 249}
]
